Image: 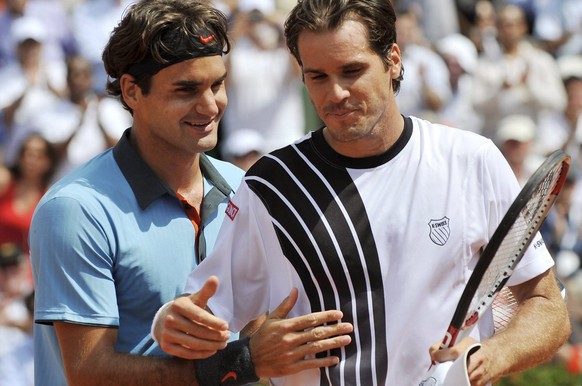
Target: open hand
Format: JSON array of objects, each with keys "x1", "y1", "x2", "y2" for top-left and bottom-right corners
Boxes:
[
  {"x1": 250, "y1": 288, "x2": 353, "y2": 378},
  {"x1": 154, "y1": 276, "x2": 231, "y2": 359}
]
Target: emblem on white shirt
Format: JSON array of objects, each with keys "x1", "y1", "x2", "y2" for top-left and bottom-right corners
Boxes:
[
  {"x1": 419, "y1": 377, "x2": 437, "y2": 386},
  {"x1": 226, "y1": 200, "x2": 239, "y2": 221},
  {"x1": 428, "y1": 217, "x2": 450, "y2": 246}
]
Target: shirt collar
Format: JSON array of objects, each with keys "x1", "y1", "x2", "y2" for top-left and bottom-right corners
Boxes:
[
  {"x1": 113, "y1": 129, "x2": 172, "y2": 209},
  {"x1": 113, "y1": 128, "x2": 234, "y2": 210}
]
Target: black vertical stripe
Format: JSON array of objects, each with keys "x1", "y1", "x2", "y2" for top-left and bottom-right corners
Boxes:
[{"x1": 246, "y1": 135, "x2": 388, "y2": 385}]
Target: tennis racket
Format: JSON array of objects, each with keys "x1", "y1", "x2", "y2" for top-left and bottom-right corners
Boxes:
[{"x1": 439, "y1": 149, "x2": 571, "y2": 350}]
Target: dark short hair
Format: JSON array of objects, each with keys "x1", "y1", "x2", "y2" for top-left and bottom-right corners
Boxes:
[
  {"x1": 284, "y1": 0, "x2": 403, "y2": 94},
  {"x1": 102, "y1": 0, "x2": 231, "y2": 112}
]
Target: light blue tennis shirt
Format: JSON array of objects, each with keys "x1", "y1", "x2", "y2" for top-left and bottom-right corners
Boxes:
[{"x1": 29, "y1": 129, "x2": 244, "y2": 385}]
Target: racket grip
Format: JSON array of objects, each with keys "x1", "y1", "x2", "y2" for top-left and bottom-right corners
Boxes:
[
  {"x1": 430, "y1": 326, "x2": 460, "y2": 367},
  {"x1": 441, "y1": 326, "x2": 459, "y2": 349}
]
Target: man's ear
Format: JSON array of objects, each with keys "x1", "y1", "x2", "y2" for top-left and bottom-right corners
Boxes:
[
  {"x1": 387, "y1": 43, "x2": 402, "y2": 79},
  {"x1": 120, "y1": 74, "x2": 139, "y2": 110}
]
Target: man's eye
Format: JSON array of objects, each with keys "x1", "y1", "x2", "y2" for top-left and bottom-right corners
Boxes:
[
  {"x1": 309, "y1": 74, "x2": 326, "y2": 81},
  {"x1": 345, "y1": 68, "x2": 362, "y2": 76},
  {"x1": 177, "y1": 87, "x2": 196, "y2": 93},
  {"x1": 211, "y1": 81, "x2": 225, "y2": 92}
]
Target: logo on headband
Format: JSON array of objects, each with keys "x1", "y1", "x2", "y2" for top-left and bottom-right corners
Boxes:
[
  {"x1": 127, "y1": 31, "x2": 222, "y2": 78},
  {"x1": 199, "y1": 34, "x2": 215, "y2": 44}
]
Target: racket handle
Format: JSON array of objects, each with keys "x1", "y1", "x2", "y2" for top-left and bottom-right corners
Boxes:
[
  {"x1": 429, "y1": 327, "x2": 460, "y2": 367},
  {"x1": 441, "y1": 326, "x2": 459, "y2": 349}
]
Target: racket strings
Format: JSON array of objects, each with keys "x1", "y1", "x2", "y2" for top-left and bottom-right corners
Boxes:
[
  {"x1": 467, "y1": 163, "x2": 564, "y2": 324},
  {"x1": 492, "y1": 287, "x2": 519, "y2": 333},
  {"x1": 470, "y1": 215, "x2": 530, "y2": 316}
]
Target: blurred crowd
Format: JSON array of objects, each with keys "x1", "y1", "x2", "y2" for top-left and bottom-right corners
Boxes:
[{"x1": 0, "y1": 0, "x2": 581, "y2": 384}]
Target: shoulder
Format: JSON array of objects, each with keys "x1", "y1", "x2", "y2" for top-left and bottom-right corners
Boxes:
[
  {"x1": 203, "y1": 154, "x2": 245, "y2": 190},
  {"x1": 245, "y1": 135, "x2": 308, "y2": 178},
  {"x1": 410, "y1": 116, "x2": 506, "y2": 173},
  {"x1": 411, "y1": 116, "x2": 492, "y2": 147},
  {"x1": 38, "y1": 151, "x2": 120, "y2": 208},
  {"x1": 31, "y1": 152, "x2": 134, "y2": 243}
]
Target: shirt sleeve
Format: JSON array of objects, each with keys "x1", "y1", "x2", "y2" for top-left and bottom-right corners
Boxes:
[
  {"x1": 30, "y1": 196, "x2": 119, "y2": 326},
  {"x1": 184, "y1": 182, "x2": 274, "y2": 332},
  {"x1": 481, "y1": 143, "x2": 554, "y2": 286}
]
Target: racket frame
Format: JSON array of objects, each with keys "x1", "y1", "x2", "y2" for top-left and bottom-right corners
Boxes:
[{"x1": 440, "y1": 150, "x2": 571, "y2": 349}]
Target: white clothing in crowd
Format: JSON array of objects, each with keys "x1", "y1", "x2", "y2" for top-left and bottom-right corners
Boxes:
[{"x1": 30, "y1": 95, "x2": 131, "y2": 181}]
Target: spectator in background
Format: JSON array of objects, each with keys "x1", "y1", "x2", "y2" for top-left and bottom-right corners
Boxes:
[
  {"x1": 222, "y1": 8, "x2": 305, "y2": 153},
  {"x1": 472, "y1": 3, "x2": 567, "y2": 140},
  {"x1": 435, "y1": 33, "x2": 483, "y2": 134},
  {"x1": 495, "y1": 114, "x2": 539, "y2": 186},
  {"x1": 69, "y1": 0, "x2": 136, "y2": 94},
  {"x1": 237, "y1": 0, "x2": 276, "y2": 14},
  {"x1": 540, "y1": 169, "x2": 582, "y2": 375},
  {"x1": 392, "y1": 0, "x2": 460, "y2": 43},
  {"x1": 532, "y1": 0, "x2": 582, "y2": 58},
  {"x1": 0, "y1": 16, "x2": 66, "y2": 164},
  {"x1": 273, "y1": 0, "x2": 296, "y2": 15},
  {"x1": 394, "y1": 6, "x2": 451, "y2": 120},
  {"x1": 0, "y1": 0, "x2": 74, "y2": 69},
  {"x1": 221, "y1": 128, "x2": 265, "y2": 172},
  {"x1": 0, "y1": 243, "x2": 31, "y2": 332},
  {"x1": 535, "y1": 55, "x2": 582, "y2": 169},
  {"x1": 28, "y1": 55, "x2": 131, "y2": 181},
  {"x1": 0, "y1": 0, "x2": 28, "y2": 68},
  {"x1": 0, "y1": 133, "x2": 57, "y2": 253},
  {"x1": 467, "y1": 0, "x2": 501, "y2": 59},
  {"x1": 542, "y1": 171, "x2": 582, "y2": 276},
  {"x1": 0, "y1": 290, "x2": 34, "y2": 386}
]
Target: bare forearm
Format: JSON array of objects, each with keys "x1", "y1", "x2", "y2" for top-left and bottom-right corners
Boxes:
[
  {"x1": 65, "y1": 352, "x2": 198, "y2": 386},
  {"x1": 483, "y1": 278, "x2": 570, "y2": 377},
  {"x1": 56, "y1": 323, "x2": 198, "y2": 386}
]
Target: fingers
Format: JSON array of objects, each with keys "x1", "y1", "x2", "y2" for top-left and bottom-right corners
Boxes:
[
  {"x1": 252, "y1": 334, "x2": 352, "y2": 378},
  {"x1": 288, "y1": 313, "x2": 353, "y2": 346},
  {"x1": 285, "y1": 308, "x2": 346, "y2": 331},
  {"x1": 268, "y1": 288, "x2": 299, "y2": 320},
  {"x1": 467, "y1": 345, "x2": 498, "y2": 386},
  {"x1": 294, "y1": 330, "x2": 352, "y2": 359},
  {"x1": 268, "y1": 290, "x2": 353, "y2": 351},
  {"x1": 178, "y1": 276, "x2": 228, "y2": 332},
  {"x1": 428, "y1": 341, "x2": 441, "y2": 357},
  {"x1": 190, "y1": 276, "x2": 220, "y2": 311},
  {"x1": 164, "y1": 300, "x2": 230, "y2": 341},
  {"x1": 279, "y1": 351, "x2": 343, "y2": 375},
  {"x1": 429, "y1": 336, "x2": 477, "y2": 364},
  {"x1": 158, "y1": 333, "x2": 223, "y2": 360},
  {"x1": 256, "y1": 331, "x2": 352, "y2": 377},
  {"x1": 158, "y1": 307, "x2": 230, "y2": 359},
  {"x1": 430, "y1": 344, "x2": 463, "y2": 363},
  {"x1": 156, "y1": 277, "x2": 231, "y2": 359},
  {"x1": 250, "y1": 305, "x2": 354, "y2": 378},
  {"x1": 267, "y1": 289, "x2": 347, "y2": 338}
]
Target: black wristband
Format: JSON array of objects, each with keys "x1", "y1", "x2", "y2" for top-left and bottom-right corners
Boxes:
[{"x1": 194, "y1": 337, "x2": 259, "y2": 386}]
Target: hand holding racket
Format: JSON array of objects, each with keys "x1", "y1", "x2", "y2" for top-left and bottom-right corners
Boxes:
[
  {"x1": 421, "y1": 150, "x2": 571, "y2": 385},
  {"x1": 440, "y1": 150, "x2": 570, "y2": 350}
]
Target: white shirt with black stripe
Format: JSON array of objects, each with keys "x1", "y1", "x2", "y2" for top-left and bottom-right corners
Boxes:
[{"x1": 186, "y1": 116, "x2": 554, "y2": 386}]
